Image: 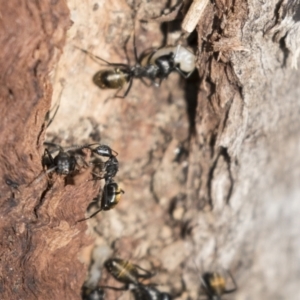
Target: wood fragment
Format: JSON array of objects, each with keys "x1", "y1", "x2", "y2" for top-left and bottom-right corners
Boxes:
[{"x1": 182, "y1": 0, "x2": 210, "y2": 33}]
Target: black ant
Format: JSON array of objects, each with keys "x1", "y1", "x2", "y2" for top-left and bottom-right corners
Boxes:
[
  {"x1": 75, "y1": 36, "x2": 196, "y2": 98},
  {"x1": 84, "y1": 143, "x2": 119, "y2": 181},
  {"x1": 201, "y1": 271, "x2": 237, "y2": 300},
  {"x1": 104, "y1": 258, "x2": 155, "y2": 285},
  {"x1": 76, "y1": 143, "x2": 123, "y2": 222},
  {"x1": 131, "y1": 284, "x2": 172, "y2": 300},
  {"x1": 81, "y1": 286, "x2": 105, "y2": 300},
  {"x1": 77, "y1": 178, "x2": 124, "y2": 222},
  {"x1": 42, "y1": 142, "x2": 88, "y2": 176},
  {"x1": 85, "y1": 143, "x2": 118, "y2": 158},
  {"x1": 100, "y1": 258, "x2": 172, "y2": 300}
]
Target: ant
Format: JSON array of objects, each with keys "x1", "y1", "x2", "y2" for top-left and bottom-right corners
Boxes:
[
  {"x1": 84, "y1": 143, "x2": 119, "y2": 181},
  {"x1": 139, "y1": 45, "x2": 196, "y2": 84},
  {"x1": 201, "y1": 271, "x2": 237, "y2": 300},
  {"x1": 87, "y1": 143, "x2": 118, "y2": 158},
  {"x1": 81, "y1": 286, "x2": 105, "y2": 300},
  {"x1": 75, "y1": 34, "x2": 196, "y2": 97},
  {"x1": 77, "y1": 178, "x2": 124, "y2": 222},
  {"x1": 104, "y1": 258, "x2": 155, "y2": 285},
  {"x1": 131, "y1": 284, "x2": 172, "y2": 300},
  {"x1": 100, "y1": 258, "x2": 172, "y2": 300},
  {"x1": 76, "y1": 144, "x2": 123, "y2": 222},
  {"x1": 42, "y1": 142, "x2": 89, "y2": 176}
]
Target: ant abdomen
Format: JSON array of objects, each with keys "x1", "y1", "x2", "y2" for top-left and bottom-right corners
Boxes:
[{"x1": 93, "y1": 68, "x2": 130, "y2": 89}]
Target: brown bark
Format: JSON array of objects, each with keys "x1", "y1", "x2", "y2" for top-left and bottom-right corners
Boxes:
[
  {"x1": 0, "y1": 1, "x2": 93, "y2": 299},
  {"x1": 1, "y1": 0, "x2": 300, "y2": 299}
]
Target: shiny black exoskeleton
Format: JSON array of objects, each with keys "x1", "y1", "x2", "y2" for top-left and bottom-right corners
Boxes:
[
  {"x1": 76, "y1": 43, "x2": 195, "y2": 97},
  {"x1": 201, "y1": 271, "x2": 237, "y2": 300},
  {"x1": 86, "y1": 143, "x2": 118, "y2": 158},
  {"x1": 104, "y1": 258, "x2": 154, "y2": 285},
  {"x1": 84, "y1": 143, "x2": 119, "y2": 181},
  {"x1": 43, "y1": 143, "x2": 78, "y2": 175},
  {"x1": 76, "y1": 143, "x2": 123, "y2": 222},
  {"x1": 82, "y1": 286, "x2": 105, "y2": 300},
  {"x1": 77, "y1": 179, "x2": 124, "y2": 222},
  {"x1": 131, "y1": 284, "x2": 172, "y2": 300},
  {"x1": 103, "y1": 156, "x2": 119, "y2": 180},
  {"x1": 100, "y1": 180, "x2": 124, "y2": 211},
  {"x1": 100, "y1": 258, "x2": 172, "y2": 300}
]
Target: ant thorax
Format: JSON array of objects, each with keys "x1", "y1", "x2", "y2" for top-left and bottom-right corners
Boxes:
[{"x1": 132, "y1": 63, "x2": 160, "y2": 80}]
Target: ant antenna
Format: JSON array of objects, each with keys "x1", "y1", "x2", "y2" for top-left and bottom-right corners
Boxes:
[
  {"x1": 133, "y1": 25, "x2": 139, "y2": 64},
  {"x1": 74, "y1": 45, "x2": 129, "y2": 68},
  {"x1": 46, "y1": 81, "x2": 65, "y2": 128}
]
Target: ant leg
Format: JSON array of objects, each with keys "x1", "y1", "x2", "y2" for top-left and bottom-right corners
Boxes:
[
  {"x1": 140, "y1": 78, "x2": 152, "y2": 87},
  {"x1": 44, "y1": 142, "x2": 63, "y2": 153},
  {"x1": 45, "y1": 102, "x2": 60, "y2": 128},
  {"x1": 110, "y1": 149, "x2": 118, "y2": 157},
  {"x1": 46, "y1": 82, "x2": 64, "y2": 128},
  {"x1": 44, "y1": 149, "x2": 55, "y2": 165},
  {"x1": 200, "y1": 275, "x2": 213, "y2": 298},
  {"x1": 87, "y1": 171, "x2": 105, "y2": 182},
  {"x1": 122, "y1": 77, "x2": 133, "y2": 98},
  {"x1": 123, "y1": 31, "x2": 132, "y2": 66},
  {"x1": 174, "y1": 66, "x2": 193, "y2": 78},
  {"x1": 75, "y1": 154, "x2": 90, "y2": 168},
  {"x1": 99, "y1": 285, "x2": 128, "y2": 291},
  {"x1": 31, "y1": 166, "x2": 57, "y2": 184},
  {"x1": 103, "y1": 87, "x2": 123, "y2": 103},
  {"x1": 152, "y1": 78, "x2": 163, "y2": 87},
  {"x1": 30, "y1": 149, "x2": 57, "y2": 185},
  {"x1": 117, "y1": 189, "x2": 125, "y2": 195},
  {"x1": 77, "y1": 207, "x2": 103, "y2": 223},
  {"x1": 133, "y1": 25, "x2": 139, "y2": 63},
  {"x1": 224, "y1": 270, "x2": 238, "y2": 294},
  {"x1": 82, "y1": 142, "x2": 101, "y2": 148},
  {"x1": 114, "y1": 87, "x2": 126, "y2": 99},
  {"x1": 63, "y1": 144, "x2": 87, "y2": 152},
  {"x1": 134, "y1": 264, "x2": 155, "y2": 279}
]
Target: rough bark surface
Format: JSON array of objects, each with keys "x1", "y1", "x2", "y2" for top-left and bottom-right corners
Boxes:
[
  {"x1": 0, "y1": 1, "x2": 93, "y2": 299},
  {"x1": 1, "y1": 0, "x2": 300, "y2": 299}
]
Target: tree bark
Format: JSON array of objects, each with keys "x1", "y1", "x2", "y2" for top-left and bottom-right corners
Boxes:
[{"x1": 1, "y1": 0, "x2": 300, "y2": 299}]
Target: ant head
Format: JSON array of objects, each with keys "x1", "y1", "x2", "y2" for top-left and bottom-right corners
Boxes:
[{"x1": 54, "y1": 152, "x2": 76, "y2": 175}]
